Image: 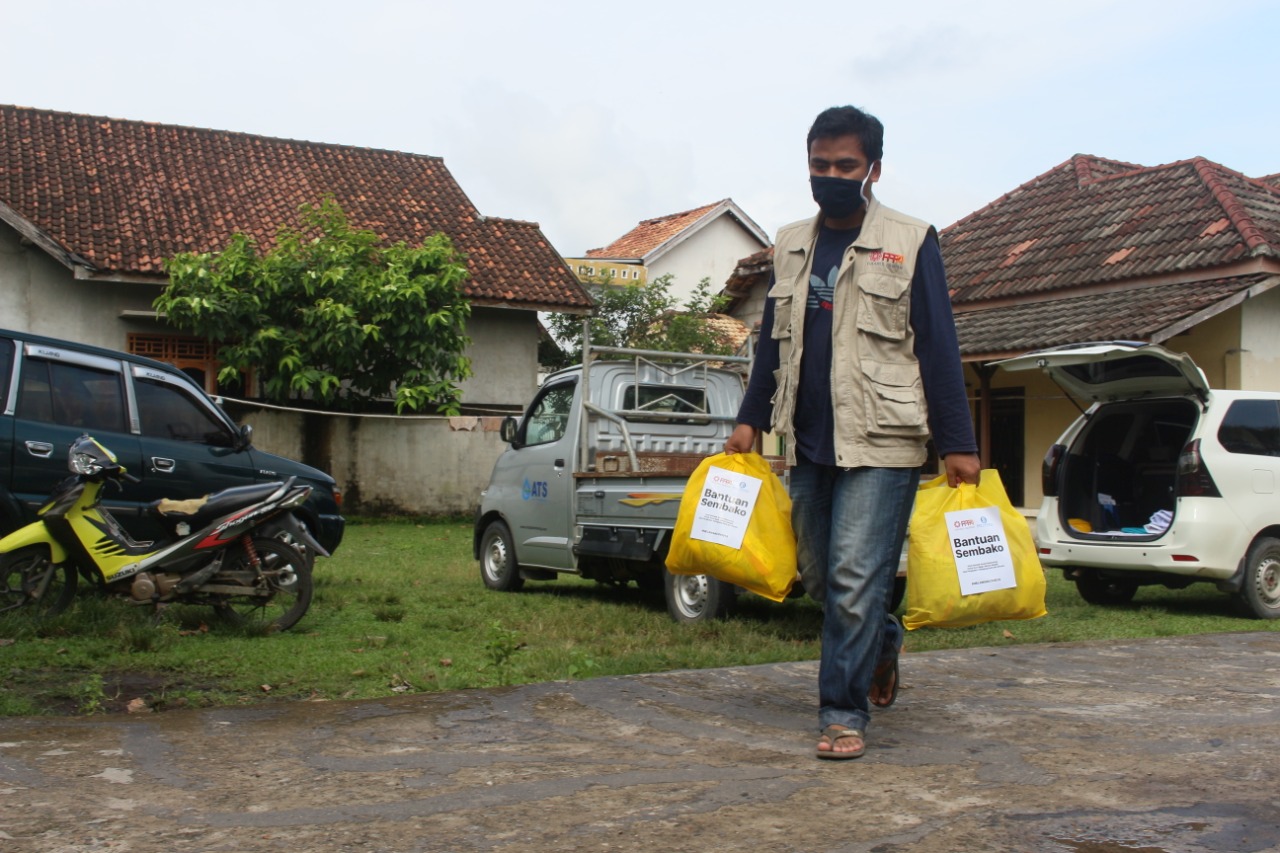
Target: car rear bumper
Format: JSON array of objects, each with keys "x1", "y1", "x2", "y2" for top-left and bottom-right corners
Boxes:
[{"x1": 1036, "y1": 500, "x2": 1246, "y2": 580}]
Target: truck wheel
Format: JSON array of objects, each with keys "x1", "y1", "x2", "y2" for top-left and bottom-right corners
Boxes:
[
  {"x1": 664, "y1": 571, "x2": 734, "y2": 623},
  {"x1": 480, "y1": 521, "x2": 524, "y2": 592},
  {"x1": 1236, "y1": 536, "x2": 1280, "y2": 620},
  {"x1": 1075, "y1": 571, "x2": 1137, "y2": 605}
]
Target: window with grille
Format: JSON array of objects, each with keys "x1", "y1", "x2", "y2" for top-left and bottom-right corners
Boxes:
[{"x1": 128, "y1": 335, "x2": 245, "y2": 395}]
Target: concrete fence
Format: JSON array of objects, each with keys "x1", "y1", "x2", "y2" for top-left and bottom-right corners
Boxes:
[{"x1": 222, "y1": 400, "x2": 513, "y2": 517}]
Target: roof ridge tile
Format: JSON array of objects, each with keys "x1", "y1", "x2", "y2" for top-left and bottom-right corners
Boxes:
[{"x1": 1191, "y1": 158, "x2": 1275, "y2": 256}]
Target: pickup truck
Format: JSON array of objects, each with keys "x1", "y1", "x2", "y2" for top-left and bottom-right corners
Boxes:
[{"x1": 473, "y1": 341, "x2": 766, "y2": 622}]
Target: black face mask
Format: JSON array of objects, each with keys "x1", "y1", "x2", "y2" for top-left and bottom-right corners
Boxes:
[{"x1": 810, "y1": 171, "x2": 873, "y2": 219}]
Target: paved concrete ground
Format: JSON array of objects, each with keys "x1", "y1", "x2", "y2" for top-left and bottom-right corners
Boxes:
[{"x1": 2, "y1": 631, "x2": 1279, "y2": 853}]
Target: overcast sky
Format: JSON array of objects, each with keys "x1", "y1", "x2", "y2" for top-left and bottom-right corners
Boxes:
[{"x1": 6, "y1": 1, "x2": 1277, "y2": 259}]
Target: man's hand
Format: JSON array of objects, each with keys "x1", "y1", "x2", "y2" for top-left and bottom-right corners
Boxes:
[
  {"x1": 724, "y1": 423, "x2": 758, "y2": 455},
  {"x1": 944, "y1": 452, "x2": 981, "y2": 488}
]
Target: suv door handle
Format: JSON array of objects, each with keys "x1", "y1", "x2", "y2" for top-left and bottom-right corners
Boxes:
[
  {"x1": 24, "y1": 441, "x2": 54, "y2": 458},
  {"x1": 151, "y1": 457, "x2": 176, "y2": 473}
]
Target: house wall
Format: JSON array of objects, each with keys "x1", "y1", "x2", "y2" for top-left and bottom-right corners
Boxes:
[
  {"x1": 230, "y1": 404, "x2": 509, "y2": 516},
  {"x1": 1155, "y1": 290, "x2": 1280, "y2": 393},
  {"x1": 1164, "y1": 308, "x2": 1238, "y2": 390},
  {"x1": 459, "y1": 306, "x2": 540, "y2": 406},
  {"x1": 0, "y1": 222, "x2": 164, "y2": 348},
  {"x1": 564, "y1": 259, "x2": 647, "y2": 284},
  {"x1": 992, "y1": 370, "x2": 1079, "y2": 510},
  {"x1": 729, "y1": 278, "x2": 770, "y2": 338},
  {"x1": 1239, "y1": 285, "x2": 1280, "y2": 391},
  {"x1": 651, "y1": 217, "x2": 768, "y2": 305}
]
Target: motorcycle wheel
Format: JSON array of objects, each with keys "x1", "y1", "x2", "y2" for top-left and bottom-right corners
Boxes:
[
  {"x1": 0, "y1": 546, "x2": 76, "y2": 616},
  {"x1": 212, "y1": 537, "x2": 313, "y2": 632}
]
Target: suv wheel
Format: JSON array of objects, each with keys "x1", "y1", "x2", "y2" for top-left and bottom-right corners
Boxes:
[
  {"x1": 1075, "y1": 571, "x2": 1138, "y2": 606},
  {"x1": 1237, "y1": 536, "x2": 1280, "y2": 620}
]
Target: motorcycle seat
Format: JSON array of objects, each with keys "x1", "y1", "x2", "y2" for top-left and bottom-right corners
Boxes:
[{"x1": 150, "y1": 481, "x2": 285, "y2": 526}]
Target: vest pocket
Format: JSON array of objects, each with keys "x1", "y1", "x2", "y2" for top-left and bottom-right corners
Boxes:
[
  {"x1": 769, "y1": 367, "x2": 791, "y2": 433},
  {"x1": 768, "y1": 281, "x2": 794, "y2": 340},
  {"x1": 855, "y1": 273, "x2": 910, "y2": 340},
  {"x1": 862, "y1": 359, "x2": 927, "y2": 436}
]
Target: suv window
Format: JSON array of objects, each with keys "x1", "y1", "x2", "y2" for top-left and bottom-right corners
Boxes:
[
  {"x1": 17, "y1": 360, "x2": 126, "y2": 432},
  {"x1": 133, "y1": 376, "x2": 233, "y2": 446},
  {"x1": 0, "y1": 338, "x2": 13, "y2": 407},
  {"x1": 1218, "y1": 399, "x2": 1280, "y2": 457}
]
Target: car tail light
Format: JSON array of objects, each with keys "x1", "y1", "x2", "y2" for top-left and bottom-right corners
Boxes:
[
  {"x1": 1041, "y1": 443, "x2": 1066, "y2": 497},
  {"x1": 1176, "y1": 439, "x2": 1221, "y2": 497}
]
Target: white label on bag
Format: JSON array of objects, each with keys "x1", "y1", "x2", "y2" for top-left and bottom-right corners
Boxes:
[
  {"x1": 689, "y1": 465, "x2": 763, "y2": 550},
  {"x1": 946, "y1": 505, "x2": 1017, "y2": 595}
]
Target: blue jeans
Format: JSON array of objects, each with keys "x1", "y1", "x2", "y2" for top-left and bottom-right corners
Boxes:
[{"x1": 791, "y1": 460, "x2": 916, "y2": 733}]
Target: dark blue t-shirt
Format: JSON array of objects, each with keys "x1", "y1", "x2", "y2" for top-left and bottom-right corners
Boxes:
[
  {"x1": 792, "y1": 225, "x2": 857, "y2": 464},
  {"x1": 737, "y1": 225, "x2": 977, "y2": 465}
]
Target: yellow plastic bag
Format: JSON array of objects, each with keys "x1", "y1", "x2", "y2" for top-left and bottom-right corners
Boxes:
[
  {"x1": 665, "y1": 452, "x2": 796, "y2": 601},
  {"x1": 903, "y1": 469, "x2": 1047, "y2": 629}
]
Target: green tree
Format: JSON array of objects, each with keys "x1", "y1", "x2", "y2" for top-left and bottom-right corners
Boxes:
[
  {"x1": 544, "y1": 274, "x2": 735, "y2": 370},
  {"x1": 157, "y1": 198, "x2": 473, "y2": 414}
]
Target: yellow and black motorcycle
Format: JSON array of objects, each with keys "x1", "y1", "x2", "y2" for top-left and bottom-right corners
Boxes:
[{"x1": 0, "y1": 435, "x2": 327, "y2": 631}]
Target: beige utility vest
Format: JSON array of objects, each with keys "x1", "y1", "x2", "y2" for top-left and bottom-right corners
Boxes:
[{"x1": 769, "y1": 199, "x2": 933, "y2": 468}]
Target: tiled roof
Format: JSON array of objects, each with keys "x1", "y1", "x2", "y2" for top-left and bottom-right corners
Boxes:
[
  {"x1": 942, "y1": 154, "x2": 1280, "y2": 304},
  {"x1": 585, "y1": 200, "x2": 725, "y2": 259},
  {"x1": 721, "y1": 246, "x2": 774, "y2": 315},
  {"x1": 704, "y1": 312, "x2": 750, "y2": 352},
  {"x1": 0, "y1": 105, "x2": 591, "y2": 311},
  {"x1": 953, "y1": 274, "x2": 1276, "y2": 357},
  {"x1": 723, "y1": 247, "x2": 774, "y2": 296}
]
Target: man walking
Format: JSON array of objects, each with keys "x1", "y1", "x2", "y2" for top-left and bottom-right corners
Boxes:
[{"x1": 725, "y1": 105, "x2": 980, "y2": 759}]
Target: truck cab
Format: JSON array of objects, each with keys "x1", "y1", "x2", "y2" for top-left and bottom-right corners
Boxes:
[{"x1": 474, "y1": 343, "x2": 760, "y2": 622}]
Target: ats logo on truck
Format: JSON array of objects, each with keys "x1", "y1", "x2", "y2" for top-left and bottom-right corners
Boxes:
[{"x1": 522, "y1": 479, "x2": 549, "y2": 500}]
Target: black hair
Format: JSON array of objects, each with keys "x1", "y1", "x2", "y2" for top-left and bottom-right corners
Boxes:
[{"x1": 806, "y1": 106, "x2": 884, "y2": 163}]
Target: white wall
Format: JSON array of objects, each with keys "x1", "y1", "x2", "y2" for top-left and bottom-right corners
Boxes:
[
  {"x1": 1240, "y1": 285, "x2": 1280, "y2": 391},
  {"x1": 650, "y1": 216, "x2": 768, "y2": 305},
  {"x1": 233, "y1": 404, "x2": 510, "y2": 516},
  {"x1": 731, "y1": 279, "x2": 770, "y2": 336},
  {"x1": 459, "y1": 306, "x2": 540, "y2": 406},
  {"x1": 0, "y1": 222, "x2": 164, "y2": 347}
]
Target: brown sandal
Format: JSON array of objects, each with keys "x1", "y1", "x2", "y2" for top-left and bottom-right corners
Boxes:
[
  {"x1": 871, "y1": 650, "x2": 899, "y2": 708},
  {"x1": 815, "y1": 725, "x2": 865, "y2": 760}
]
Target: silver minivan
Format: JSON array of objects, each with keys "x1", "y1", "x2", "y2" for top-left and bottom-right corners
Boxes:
[{"x1": 998, "y1": 342, "x2": 1280, "y2": 619}]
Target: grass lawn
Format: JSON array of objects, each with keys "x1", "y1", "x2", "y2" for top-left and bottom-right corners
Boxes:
[{"x1": 2, "y1": 517, "x2": 1276, "y2": 716}]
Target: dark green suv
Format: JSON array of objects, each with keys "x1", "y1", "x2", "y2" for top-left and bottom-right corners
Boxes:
[{"x1": 0, "y1": 328, "x2": 344, "y2": 555}]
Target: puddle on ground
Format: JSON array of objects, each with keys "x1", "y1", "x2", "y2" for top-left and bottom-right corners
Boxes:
[{"x1": 1051, "y1": 820, "x2": 1212, "y2": 853}]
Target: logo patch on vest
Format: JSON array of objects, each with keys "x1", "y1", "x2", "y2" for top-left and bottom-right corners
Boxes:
[{"x1": 868, "y1": 250, "x2": 905, "y2": 269}]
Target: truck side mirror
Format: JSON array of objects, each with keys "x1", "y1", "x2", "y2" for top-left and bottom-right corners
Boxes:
[{"x1": 500, "y1": 416, "x2": 520, "y2": 445}]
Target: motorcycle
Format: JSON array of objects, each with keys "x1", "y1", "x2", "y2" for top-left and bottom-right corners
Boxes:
[{"x1": 0, "y1": 434, "x2": 328, "y2": 631}]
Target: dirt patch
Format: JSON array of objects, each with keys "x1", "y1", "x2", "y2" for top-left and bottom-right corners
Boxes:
[{"x1": 4, "y1": 669, "x2": 231, "y2": 715}]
